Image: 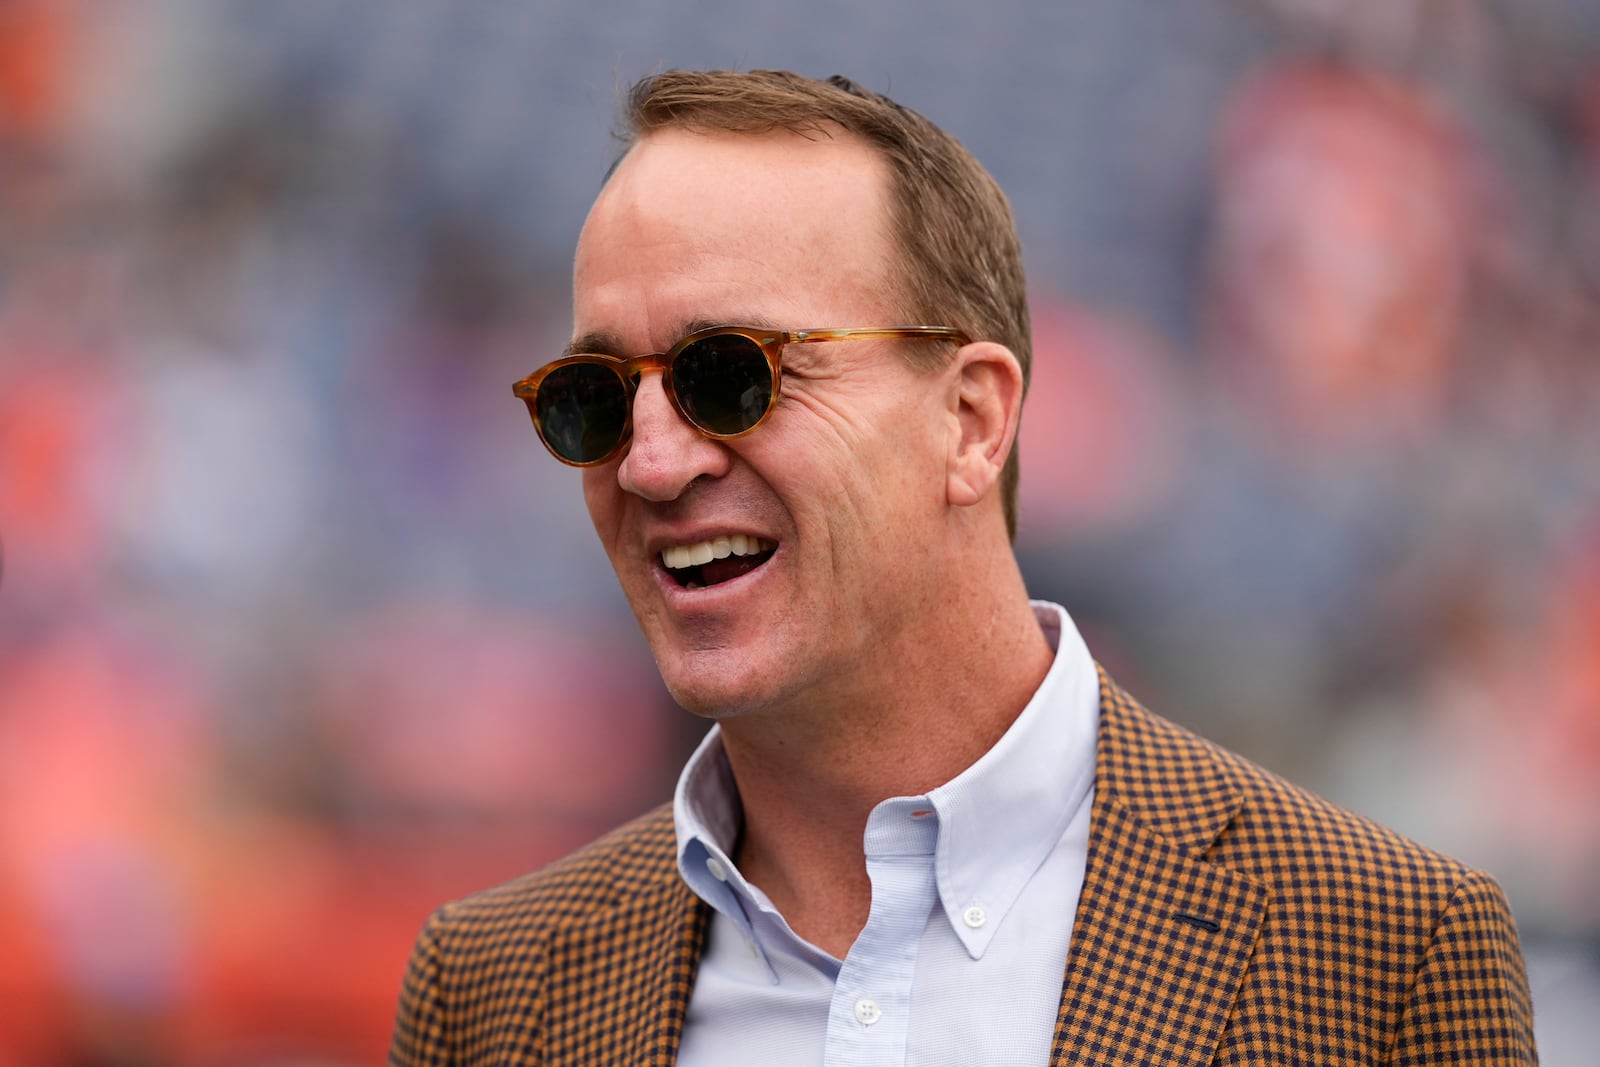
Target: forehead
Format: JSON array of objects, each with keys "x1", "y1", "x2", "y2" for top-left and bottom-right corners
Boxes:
[{"x1": 573, "y1": 127, "x2": 899, "y2": 336}]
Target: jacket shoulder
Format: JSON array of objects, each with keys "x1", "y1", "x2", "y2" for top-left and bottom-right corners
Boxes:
[
  {"x1": 389, "y1": 804, "x2": 701, "y2": 1066},
  {"x1": 434, "y1": 802, "x2": 681, "y2": 939},
  {"x1": 1094, "y1": 675, "x2": 1536, "y2": 1063},
  {"x1": 1097, "y1": 672, "x2": 1477, "y2": 894}
]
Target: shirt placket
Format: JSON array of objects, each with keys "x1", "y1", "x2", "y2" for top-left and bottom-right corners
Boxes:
[{"x1": 822, "y1": 828, "x2": 937, "y2": 1067}]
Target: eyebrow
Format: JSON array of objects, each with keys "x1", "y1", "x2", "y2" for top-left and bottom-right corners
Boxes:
[
  {"x1": 563, "y1": 330, "x2": 625, "y2": 358},
  {"x1": 563, "y1": 317, "x2": 783, "y2": 357}
]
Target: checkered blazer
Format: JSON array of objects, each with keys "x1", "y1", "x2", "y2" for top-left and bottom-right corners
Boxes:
[{"x1": 390, "y1": 671, "x2": 1537, "y2": 1065}]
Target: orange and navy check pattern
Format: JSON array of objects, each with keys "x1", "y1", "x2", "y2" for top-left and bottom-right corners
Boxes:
[{"x1": 389, "y1": 670, "x2": 1537, "y2": 1065}]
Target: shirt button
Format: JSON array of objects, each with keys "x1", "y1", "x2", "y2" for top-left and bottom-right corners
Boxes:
[
  {"x1": 963, "y1": 905, "x2": 987, "y2": 929},
  {"x1": 705, "y1": 857, "x2": 728, "y2": 882},
  {"x1": 854, "y1": 997, "x2": 882, "y2": 1026}
]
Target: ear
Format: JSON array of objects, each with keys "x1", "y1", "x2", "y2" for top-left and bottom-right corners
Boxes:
[{"x1": 945, "y1": 341, "x2": 1024, "y2": 510}]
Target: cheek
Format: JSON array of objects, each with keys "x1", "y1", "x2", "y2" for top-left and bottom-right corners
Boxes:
[
  {"x1": 581, "y1": 470, "x2": 625, "y2": 551},
  {"x1": 866, "y1": 392, "x2": 950, "y2": 503},
  {"x1": 770, "y1": 427, "x2": 942, "y2": 543}
]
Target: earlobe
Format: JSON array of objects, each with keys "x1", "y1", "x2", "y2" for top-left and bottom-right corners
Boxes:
[{"x1": 946, "y1": 342, "x2": 1024, "y2": 510}]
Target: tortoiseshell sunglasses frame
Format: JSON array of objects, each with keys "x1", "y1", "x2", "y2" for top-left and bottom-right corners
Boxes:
[{"x1": 513, "y1": 324, "x2": 969, "y2": 466}]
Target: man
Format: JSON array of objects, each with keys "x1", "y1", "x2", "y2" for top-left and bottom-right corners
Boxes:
[{"x1": 390, "y1": 70, "x2": 1537, "y2": 1066}]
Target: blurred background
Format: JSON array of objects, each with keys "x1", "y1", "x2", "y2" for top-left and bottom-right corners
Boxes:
[{"x1": 1, "y1": 0, "x2": 1597, "y2": 1062}]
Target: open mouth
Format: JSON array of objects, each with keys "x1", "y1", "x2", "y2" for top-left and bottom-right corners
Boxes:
[{"x1": 661, "y1": 534, "x2": 776, "y2": 590}]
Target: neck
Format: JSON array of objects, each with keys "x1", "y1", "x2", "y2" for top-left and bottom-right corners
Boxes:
[{"x1": 719, "y1": 550, "x2": 1053, "y2": 957}]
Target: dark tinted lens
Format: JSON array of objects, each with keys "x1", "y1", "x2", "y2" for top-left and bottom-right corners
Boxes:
[
  {"x1": 534, "y1": 362, "x2": 629, "y2": 462},
  {"x1": 672, "y1": 334, "x2": 774, "y2": 435}
]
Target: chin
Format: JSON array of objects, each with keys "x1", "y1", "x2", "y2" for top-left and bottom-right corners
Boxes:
[
  {"x1": 660, "y1": 673, "x2": 758, "y2": 721},
  {"x1": 655, "y1": 652, "x2": 784, "y2": 722}
]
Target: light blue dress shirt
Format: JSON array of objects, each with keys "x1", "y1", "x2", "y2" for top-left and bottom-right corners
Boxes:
[{"x1": 672, "y1": 601, "x2": 1099, "y2": 1067}]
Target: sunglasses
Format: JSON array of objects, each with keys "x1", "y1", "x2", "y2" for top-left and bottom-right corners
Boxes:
[{"x1": 513, "y1": 324, "x2": 969, "y2": 466}]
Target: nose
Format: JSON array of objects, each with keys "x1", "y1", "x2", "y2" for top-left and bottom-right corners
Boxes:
[{"x1": 616, "y1": 372, "x2": 732, "y2": 501}]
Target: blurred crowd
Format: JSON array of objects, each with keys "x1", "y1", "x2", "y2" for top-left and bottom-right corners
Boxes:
[{"x1": 1, "y1": 1, "x2": 1597, "y2": 1063}]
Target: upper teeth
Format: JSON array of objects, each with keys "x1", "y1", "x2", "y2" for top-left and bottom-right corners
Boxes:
[{"x1": 661, "y1": 534, "x2": 773, "y2": 570}]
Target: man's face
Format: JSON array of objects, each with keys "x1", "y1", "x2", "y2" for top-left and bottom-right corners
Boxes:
[{"x1": 573, "y1": 127, "x2": 956, "y2": 721}]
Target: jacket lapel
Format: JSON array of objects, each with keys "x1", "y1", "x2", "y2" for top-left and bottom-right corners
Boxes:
[
  {"x1": 541, "y1": 813, "x2": 710, "y2": 1067},
  {"x1": 631, "y1": 885, "x2": 711, "y2": 1067},
  {"x1": 1050, "y1": 672, "x2": 1269, "y2": 1066}
]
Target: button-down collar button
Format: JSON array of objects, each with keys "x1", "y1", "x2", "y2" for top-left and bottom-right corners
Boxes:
[
  {"x1": 962, "y1": 905, "x2": 988, "y2": 929},
  {"x1": 853, "y1": 997, "x2": 882, "y2": 1026},
  {"x1": 705, "y1": 856, "x2": 728, "y2": 882}
]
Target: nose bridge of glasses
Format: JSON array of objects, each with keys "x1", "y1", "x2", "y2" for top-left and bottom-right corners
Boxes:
[
  {"x1": 619, "y1": 353, "x2": 676, "y2": 433},
  {"x1": 621, "y1": 350, "x2": 673, "y2": 384},
  {"x1": 622, "y1": 351, "x2": 697, "y2": 435}
]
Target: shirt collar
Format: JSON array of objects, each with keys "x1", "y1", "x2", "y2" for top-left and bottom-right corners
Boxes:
[
  {"x1": 921, "y1": 600, "x2": 1098, "y2": 957},
  {"x1": 673, "y1": 727, "x2": 755, "y2": 940},
  {"x1": 673, "y1": 600, "x2": 1099, "y2": 960}
]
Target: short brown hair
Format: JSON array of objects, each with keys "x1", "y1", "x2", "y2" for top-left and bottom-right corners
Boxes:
[{"x1": 620, "y1": 69, "x2": 1031, "y2": 540}]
